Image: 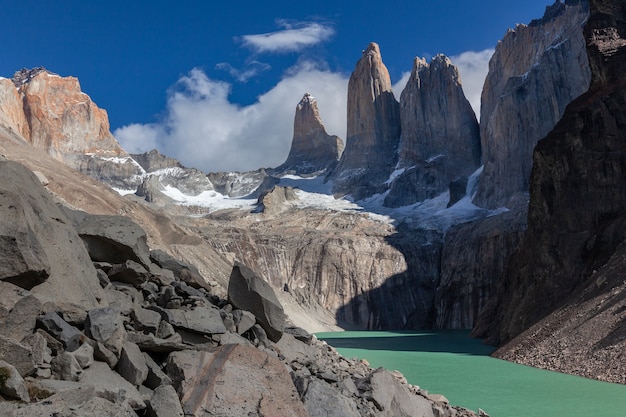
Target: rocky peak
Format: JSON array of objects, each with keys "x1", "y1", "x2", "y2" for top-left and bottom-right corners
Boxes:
[
  {"x1": 474, "y1": 0, "x2": 591, "y2": 208},
  {"x1": 131, "y1": 148, "x2": 184, "y2": 172},
  {"x1": 11, "y1": 67, "x2": 53, "y2": 88},
  {"x1": 275, "y1": 93, "x2": 344, "y2": 175},
  {"x1": 384, "y1": 53, "x2": 480, "y2": 207},
  {"x1": 331, "y1": 42, "x2": 401, "y2": 200}
]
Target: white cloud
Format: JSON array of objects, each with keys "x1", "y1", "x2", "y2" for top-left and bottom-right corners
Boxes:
[
  {"x1": 392, "y1": 71, "x2": 411, "y2": 101},
  {"x1": 450, "y1": 49, "x2": 494, "y2": 118},
  {"x1": 114, "y1": 65, "x2": 348, "y2": 173},
  {"x1": 240, "y1": 21, "x2": 335, "y2": 54},
  {"x1": 215, "y1": 61, "x2": 271, "y2": 83}
]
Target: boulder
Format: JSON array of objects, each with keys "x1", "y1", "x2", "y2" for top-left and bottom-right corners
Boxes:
[
  {"x1": 150, "y1": 249, "x2": 209, "y2": 290},
  {"x1": 131, "y1": 306, "x2": 161, "y2": 333},
  {"x1": 303, "y1": 379, "x2": 360, "y2": 417},
  {"x1": 51, "y1": 351, "x2": 83, "y2": 381},
  {"x1": 68, "y1": 210, "x2": 151, "y2": 267},
  {"x1": 81, "y1": 361, "x2": 146, "y2": 409},
  {"x1": 227, "y1": 262, "x2": 285, "y2": 342},
  {"x1": 37, "y1": 311, "x2": 83, "y2": 352},
  {"x1": 167, "y1": 345, "x2": 308, "y2": 417},
  {"x1": 0, "y1": 161, "x2": 105, "y2": 310},
  {"x1": 84, "y1": 307, "x2": 122, "y2": 344},
  {"x1": 0, "y1": 281, "x2": 42, "y2": 342},
  {"x1": 232, "y1": 309, "x2": 256, "y2": 335},
  {"x1": 146, "y1": 384, "x2": 184, "y2": 417},
  {"x1": 0, "y1": 360, "x2": 30, "y2": 402},
  {"x1": 71, "y1": 343, "x2": 94, "y2": 369},
  {"x1": 143, "y1": 352, "x2": 172, "y2": 389},
  {"x1": 107, "y1": 260, "x2": 151, "y2": 286},
  {"x1": 116, "y1": 341, "x2": 149, "y2": 386},
  {"x1": 369, "y1": 368, "x2": 434, "y2": 417}
]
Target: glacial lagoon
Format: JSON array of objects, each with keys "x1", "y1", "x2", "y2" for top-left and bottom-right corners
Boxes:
[{"x1": 317, "y1": 331, "x2": 626, "y2": 417}]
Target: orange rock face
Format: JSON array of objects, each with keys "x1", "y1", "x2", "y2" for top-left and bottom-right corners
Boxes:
[{"x1": 18, "y1": 71, "x2": 126, "y2": 163}]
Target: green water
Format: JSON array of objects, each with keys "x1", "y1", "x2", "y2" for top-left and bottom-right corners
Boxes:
[{"x1": 317, "y1": 331, "x2": 626, "y2": 417}]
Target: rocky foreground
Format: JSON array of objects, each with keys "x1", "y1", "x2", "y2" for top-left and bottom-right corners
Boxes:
[{"x1": 0, "y1": 159, "x2": 482, "y2": 416}]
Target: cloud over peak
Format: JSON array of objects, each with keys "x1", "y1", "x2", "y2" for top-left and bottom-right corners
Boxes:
[{"x1": 240, "y1": 20, "x2": 335, "y2": 54}]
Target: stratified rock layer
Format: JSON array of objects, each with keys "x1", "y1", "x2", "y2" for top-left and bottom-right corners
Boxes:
[
  {"x1": 475, "y1": 0, "x2": 591, "y2": 208},
  {"x1": 331, "y1": 43, "x2": 401, "y2": 200},
  {"x1": 385, "y1": 55, "x2": 480, "y2": 207},
  {"x1": 276, "y1": 93, "x2": 344, "y2": 175},
  {"x1": 475, "y1": 0, "x2": 626, "y2": 348}
]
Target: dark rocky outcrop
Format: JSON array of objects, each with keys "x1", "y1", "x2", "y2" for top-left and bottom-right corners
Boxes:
[
  {"x1": 475, "y1": 0, "x2": 626, "y2": 348},
  {"x1": 474, "y1": 0, "x2": 591, "y2": 208},
  {"x1": 385, "y1": 55, "x2": 480, "y2": 207},
  {"x1": 227, "y1": 262, "x2": 286, "y2": 342},
  {"x1": 435, "y1": 202, "x2": 527, "y2": 329},
  {"x1": 331, "y1": 42, "x2": 401, "y2": 200},
  {"x1": 0, "y1": 161, "x2": 105, "y2": 309},
  {"x1": 274, "y1": 93, "x2": 344, "y2": 175},
  {"x1": 255, "y1": 185, "x2": 298, "y2": 214}
]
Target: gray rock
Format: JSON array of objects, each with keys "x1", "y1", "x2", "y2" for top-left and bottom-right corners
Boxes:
[
  {"x1": 10, "y1": 387, "x2": 136, "y2": 417},
  {"x1": 0, "y1": 281, "x2": 42, "y2": 342},
  {"x1": 71, "y1": 343, "x2": 94, "y2": 369},
  {"x1": 96, "y1": 268, "x2": 111, "y2": 288},
  {"x1": 84, "y1": 307, "x2": 122, "y2": 343},
  {"x1": 369, "y1": 368, "x2": 434, "y2": 417},
  {"x1": 156, "y1": 320, "x2": 175, "y2": 339},
  {"x1": 0, "y1": 360, "x2": 30, "y2": 401},
  {"x1": 143, "y1": 352, "x2": 172, "y2": 389},
  {"x1": 51, "y1": 351, "x2": 83, "y2": 381},
  {"x1": 284, "y1": 326, "x2": 313, "y2": 344},
  {"x1": 37, "y1": 311, "x2": 82, "y2": 352},
  {"x1": 92, "y1": 341, "x2": 118, "y2": 368},
  {"x1": 147, "y1": 384, "x2": 184, "y2": 417},
  {"x1": 126, "y1": 331, "x2": 186, "y2": 354},
  {"x1": 448, "y1": 176, "x2": 469, "y2": 208},
  {"x1": 227, "y1": 262, "x2": 285, "y2": 342},
  {"x1": 116, "y1": 341, "x2": 149, "y2": 386},
  {"x1": 172, "y1": 281, "x2": 204, "y2": 298},
  {"x1": 219, "y1": 331, "x2": 251, "y2": 346},
  {"x1": 22, "y1": 331, "x2": 50, "y2": 367},
  {"x1": 232, "y1": 309, "x2": 256, "y2": 335},
  {"x1": 0, "y1": 162, "x2": 105, "y2": 310},
  {"x1": 68, "y1": 210, "x2": 152, "y2": 267},
  {"x1": 105, "y1": 287, "x2": 135, "y2": 315},
  {"x1": 148, "y1": 263, "x2": 175, "y2": 287},
  {"x1": 107, "y1": 260, "x2": 151, "y2": 286},
  {"x1": 183, "y1": 305, "x2": 227, "y2": 335},
  {"x1": 131, "y1": 306, "x2": 161, "y2": 333},
  {"x1": 303, "y1": 379, "x2": 360, "y2": 417},
  {"x1": 150, "y1": 249, "x2": 209, "y2": 290},
  {"x1": 80, "y1": 361, "x2": 146, "y2": 410},
  {"x1": 36, "y1": 328, "x2": 63, "y2": 355},
  {"x1": 251, "y1": 324, "x2": 270, "y2": 348},
  {"x1": 275, "y1": 333, "x2": 317, "y2": 365}
]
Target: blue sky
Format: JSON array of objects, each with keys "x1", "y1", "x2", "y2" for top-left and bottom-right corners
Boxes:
[{"x1": 1, "y1": 0, "x2": 554, "y2": 172}]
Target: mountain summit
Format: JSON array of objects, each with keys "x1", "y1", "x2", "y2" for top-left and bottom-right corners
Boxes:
[
  {"x1": 274, "y1": 93, "x2": 344, "y2": 175},
  {"x1": 331, "y1": 42, "x2": 401, "y2": 200}
]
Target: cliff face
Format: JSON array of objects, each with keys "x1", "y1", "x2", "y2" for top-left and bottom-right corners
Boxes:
[
  {"x1": 475, "y1": 0, "x2": 626, "y2": 346},
  {"x1": 0, "y1": 68, "x2": 145, "y2": 187},
  {"x1": 385, "y1": 55, "x2": 480, "y2": 208},
  {"x1": 435, "y1": 202, "x2": 527, "y2": 329},
  {"x1": 331, "y1": 43, "x2": 401, "y2": 200},
  {"x1": 474, "y1": 0, "x2": 591, "y2": 208},
  {"x1": 275, "y1": 93, "x2": 344, "y2": 175},
  {"x1": 198, "y1": 210, "x2": 442, "y2": 330}
]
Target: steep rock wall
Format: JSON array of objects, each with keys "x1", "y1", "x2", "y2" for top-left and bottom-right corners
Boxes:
[
  {"x1": 475, "y1": 0, "x2": 626, "y2": 345},
  {"x1": 475, "y1": 0, "x2": 591, "y2": 208}
]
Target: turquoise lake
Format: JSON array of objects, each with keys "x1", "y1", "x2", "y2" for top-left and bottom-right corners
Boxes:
[{"x1": 316, "y1": 331, "x2": 626, "y2": 417}]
